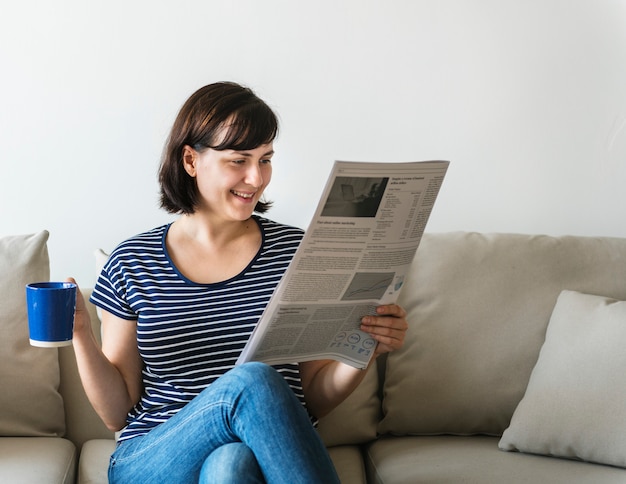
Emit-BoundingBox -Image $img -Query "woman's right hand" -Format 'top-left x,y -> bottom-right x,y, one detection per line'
65,277 -> 92,338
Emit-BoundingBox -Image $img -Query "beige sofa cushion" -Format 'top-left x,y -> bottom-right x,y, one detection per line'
0,437 -> 76,484
365,436 -> 626,483
77,439 -> 115,484
80,439 -> 371,484
380,232 -> 626,436
317,360 -> 380,446
500,290 -> 626,468
0,231 -> 66,436
326,445 -> 368,484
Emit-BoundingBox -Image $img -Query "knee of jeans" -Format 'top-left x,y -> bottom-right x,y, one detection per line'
235,362 -> 281,384
209,442 -> 256,464
200,443 -> 262,484
233,363 -> 289,396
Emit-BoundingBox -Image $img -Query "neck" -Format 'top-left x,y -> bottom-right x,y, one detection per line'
165,213 -> 262,285
175,213 -> 256,248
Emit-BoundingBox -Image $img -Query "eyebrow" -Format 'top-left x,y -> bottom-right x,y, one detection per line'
233,149 -> 275,157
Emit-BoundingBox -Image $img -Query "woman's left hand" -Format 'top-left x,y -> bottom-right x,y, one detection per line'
300,304 -> 408,417
360,304 -> 408,356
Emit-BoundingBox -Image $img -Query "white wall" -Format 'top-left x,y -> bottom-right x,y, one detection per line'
2,0 -> 625,286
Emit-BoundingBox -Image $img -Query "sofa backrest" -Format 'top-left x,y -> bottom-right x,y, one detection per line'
58,233 -> 626,449
380,232 -> 626,437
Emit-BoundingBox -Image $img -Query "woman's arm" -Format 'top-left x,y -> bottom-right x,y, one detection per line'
69,278 -> 143,431
299,304 -> 408,418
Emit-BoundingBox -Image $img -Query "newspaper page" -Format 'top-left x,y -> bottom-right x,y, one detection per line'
237,160 -> 449,369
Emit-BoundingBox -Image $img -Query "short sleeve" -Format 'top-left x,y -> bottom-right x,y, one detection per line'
89,255 -> 137,320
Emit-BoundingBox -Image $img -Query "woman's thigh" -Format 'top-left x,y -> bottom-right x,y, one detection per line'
108,363 -> 339,484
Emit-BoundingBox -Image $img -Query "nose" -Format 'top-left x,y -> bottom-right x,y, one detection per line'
245,162 -> 264,188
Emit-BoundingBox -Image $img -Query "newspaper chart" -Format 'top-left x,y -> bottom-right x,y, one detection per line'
237,160 -> 449,369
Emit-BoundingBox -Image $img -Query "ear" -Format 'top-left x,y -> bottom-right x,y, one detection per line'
182,145 -> 197,177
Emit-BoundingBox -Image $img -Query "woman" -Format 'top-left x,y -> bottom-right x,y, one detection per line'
70,81 -> 408,483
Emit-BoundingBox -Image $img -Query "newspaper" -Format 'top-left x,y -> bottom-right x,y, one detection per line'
237,160 -> 449,369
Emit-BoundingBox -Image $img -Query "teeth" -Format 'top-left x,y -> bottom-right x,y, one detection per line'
232,190 -> 254,199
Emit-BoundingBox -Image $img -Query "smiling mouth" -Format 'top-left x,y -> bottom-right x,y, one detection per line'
231,190 -> 255,199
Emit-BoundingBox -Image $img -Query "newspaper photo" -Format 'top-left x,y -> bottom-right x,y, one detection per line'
237,160 -> 449,369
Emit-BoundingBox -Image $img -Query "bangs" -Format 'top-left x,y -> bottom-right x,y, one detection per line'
211,103 -> 278,151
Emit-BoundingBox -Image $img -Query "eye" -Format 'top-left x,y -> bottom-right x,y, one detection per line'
260,158 -> 272,164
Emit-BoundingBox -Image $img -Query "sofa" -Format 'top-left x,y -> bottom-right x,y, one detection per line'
3,230 -> 626,483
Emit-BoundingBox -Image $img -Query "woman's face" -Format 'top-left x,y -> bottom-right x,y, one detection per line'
183,142 -> 274,223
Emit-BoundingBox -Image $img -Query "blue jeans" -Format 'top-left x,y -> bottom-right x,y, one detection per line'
108,362 -> 340,484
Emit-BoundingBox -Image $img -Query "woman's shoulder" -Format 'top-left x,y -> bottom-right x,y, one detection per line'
255,215 -> 304,238
108,224 -> 171,260
255,216 -> 304,257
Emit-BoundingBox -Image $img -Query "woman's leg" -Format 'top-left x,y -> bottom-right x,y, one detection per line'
108,362 -> 339,484
199,443 -> 264,484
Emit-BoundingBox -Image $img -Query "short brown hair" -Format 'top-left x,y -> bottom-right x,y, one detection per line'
158,82 -> 278,214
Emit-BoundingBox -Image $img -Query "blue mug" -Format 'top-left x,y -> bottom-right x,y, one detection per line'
25,282 -> 77,347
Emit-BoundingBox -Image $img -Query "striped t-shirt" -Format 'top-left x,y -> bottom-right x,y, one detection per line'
90,215 -> 305,442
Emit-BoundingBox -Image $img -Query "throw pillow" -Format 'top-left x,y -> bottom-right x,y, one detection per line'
94,248 -> 109,278
0,231 -> 66,436
499,290 -> 626,468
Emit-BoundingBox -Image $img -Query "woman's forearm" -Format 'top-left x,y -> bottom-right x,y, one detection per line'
72,323 -> 138,431
69,282 -> 141,432
299,359 -> 373,418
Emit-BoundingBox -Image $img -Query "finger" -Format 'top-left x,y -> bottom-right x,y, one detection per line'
375,304 -> 407,318
370,332 -> 404,352
361,318 -> 406,340
361,317 -> 399,332
362,314 -> 408,332
65,277 -> 86,311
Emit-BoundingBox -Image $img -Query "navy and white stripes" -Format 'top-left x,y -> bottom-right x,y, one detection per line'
90,216 -> 305,442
